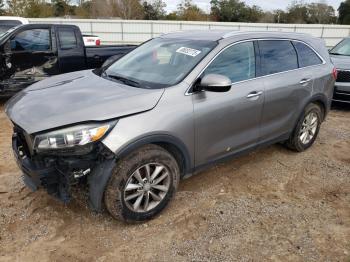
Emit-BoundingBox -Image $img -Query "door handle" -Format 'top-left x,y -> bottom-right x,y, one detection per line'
247,91 -> 263,99
299,78 -> 312,85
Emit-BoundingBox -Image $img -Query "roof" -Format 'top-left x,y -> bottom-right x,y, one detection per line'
0,16 -> 29,24
161,30 -> 312,42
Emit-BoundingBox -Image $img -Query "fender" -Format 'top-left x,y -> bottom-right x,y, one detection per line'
308,93 -> 330,119
290,93 -> 329,136
115,134 -> 193,175
88,134 -> 192,212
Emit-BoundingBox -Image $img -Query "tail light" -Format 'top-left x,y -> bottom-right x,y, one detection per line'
96,39 -> 101,46
332,67 -> 338,80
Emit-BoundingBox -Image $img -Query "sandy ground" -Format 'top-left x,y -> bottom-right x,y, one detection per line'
0,99 -> 349,262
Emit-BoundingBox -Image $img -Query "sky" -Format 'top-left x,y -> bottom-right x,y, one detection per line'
164,0 -> 344,13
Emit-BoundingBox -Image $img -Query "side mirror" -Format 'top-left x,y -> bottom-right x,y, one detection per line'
199,74 -> 231,92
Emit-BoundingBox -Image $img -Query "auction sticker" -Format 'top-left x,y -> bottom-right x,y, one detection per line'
176,47 -> 202,57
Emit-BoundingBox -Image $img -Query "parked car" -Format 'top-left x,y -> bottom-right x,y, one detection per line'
6,30 -> 335,222
0,17 -> 29,37
329,37 -> 350,103
0,23 -> 136,96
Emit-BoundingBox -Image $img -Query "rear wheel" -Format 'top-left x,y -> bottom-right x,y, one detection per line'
104,144 -> 180,222
286,103 -> 322,152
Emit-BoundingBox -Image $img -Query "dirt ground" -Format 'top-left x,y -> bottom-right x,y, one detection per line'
0,99 -> 349,262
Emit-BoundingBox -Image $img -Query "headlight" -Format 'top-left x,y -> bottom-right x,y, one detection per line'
33,123 -> 114,151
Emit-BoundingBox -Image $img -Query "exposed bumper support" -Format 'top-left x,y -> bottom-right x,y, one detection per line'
12,131 -> 116,210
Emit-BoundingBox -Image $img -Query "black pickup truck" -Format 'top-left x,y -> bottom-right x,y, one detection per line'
0,24 -> 136,96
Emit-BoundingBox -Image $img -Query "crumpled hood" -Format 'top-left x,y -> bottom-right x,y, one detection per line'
6,70 -> 164,134
330,55 -> 350,70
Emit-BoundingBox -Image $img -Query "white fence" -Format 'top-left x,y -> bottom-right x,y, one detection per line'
29,18 -> 350,47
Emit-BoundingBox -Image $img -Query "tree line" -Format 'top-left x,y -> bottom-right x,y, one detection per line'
1,0 -> 350,25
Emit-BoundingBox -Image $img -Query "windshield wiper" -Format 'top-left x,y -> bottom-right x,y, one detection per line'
329,52 -> 348,56
103,72 -> 141,88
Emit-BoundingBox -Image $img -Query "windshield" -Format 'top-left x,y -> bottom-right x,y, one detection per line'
105,38 -> 217,89
330,38 -> 350,56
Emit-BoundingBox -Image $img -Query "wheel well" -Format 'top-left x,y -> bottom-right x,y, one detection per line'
311,100 -> 326,121
153,142 -> 186,177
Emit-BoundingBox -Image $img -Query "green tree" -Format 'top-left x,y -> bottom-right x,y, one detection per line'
338,0 -> 350,24
307,3 -> 336,24
165,11 -> 178,20
286,1 -> 308,23
177,0 -> 207,21
52,0 -> 67,17
143,0 -> 166,20
113,0 -> 144,19
7,0 -> 26,16
273,9 -> 288,23
0,0 -> 6,15
210,0 -> 264,22
75,0 -> 92,18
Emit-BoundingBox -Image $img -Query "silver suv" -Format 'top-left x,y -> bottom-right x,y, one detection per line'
6,31 -> 335,222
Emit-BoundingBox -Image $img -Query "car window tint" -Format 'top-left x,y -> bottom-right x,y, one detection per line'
293,41 -> 322,67
259,40 -> 298,75
58,28 -> 77,49
11,29 -> 50,52
204,41 -> 256,83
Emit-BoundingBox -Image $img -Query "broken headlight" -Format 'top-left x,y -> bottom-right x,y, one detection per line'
33,122 -> 115,151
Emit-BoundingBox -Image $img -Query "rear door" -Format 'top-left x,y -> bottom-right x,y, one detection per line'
258,40 -> 314,143
2,26 -> 59,91
193,41 -> 265,166
56,26 -> 86,73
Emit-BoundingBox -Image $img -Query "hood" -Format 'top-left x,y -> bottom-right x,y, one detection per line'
6,70 -> 164,134
330,54 -> 350,70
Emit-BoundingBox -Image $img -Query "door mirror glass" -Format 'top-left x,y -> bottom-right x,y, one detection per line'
199,74 -> 231,92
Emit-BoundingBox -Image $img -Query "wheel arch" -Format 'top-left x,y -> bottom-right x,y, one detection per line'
88,134 -> 192,212
115,134 -> 193,177
307,93 -> 329,121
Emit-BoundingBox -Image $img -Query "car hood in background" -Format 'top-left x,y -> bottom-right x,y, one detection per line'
6,70 -> 164,134
330,54 -> 350,70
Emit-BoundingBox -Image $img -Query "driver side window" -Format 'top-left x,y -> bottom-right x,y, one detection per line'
204,41 -> 256,83
10,29 -> 50,52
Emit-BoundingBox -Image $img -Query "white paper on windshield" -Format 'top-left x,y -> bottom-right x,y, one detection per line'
176,47 -> 202,57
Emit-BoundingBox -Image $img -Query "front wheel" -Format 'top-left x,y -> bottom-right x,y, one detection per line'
104,144 -> 180,222
286,103 -> 322,152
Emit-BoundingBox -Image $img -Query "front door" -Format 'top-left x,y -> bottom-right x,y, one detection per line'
193,41 -> 265,167
1,27 -> 59,93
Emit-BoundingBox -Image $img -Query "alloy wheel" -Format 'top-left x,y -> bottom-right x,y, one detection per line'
299,112 -> 318,145
123,163 -> 171,213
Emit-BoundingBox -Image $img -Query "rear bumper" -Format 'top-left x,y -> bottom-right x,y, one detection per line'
333,82 -> 350,103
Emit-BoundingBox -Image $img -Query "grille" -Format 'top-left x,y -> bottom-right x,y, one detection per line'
337,70 -> 350,83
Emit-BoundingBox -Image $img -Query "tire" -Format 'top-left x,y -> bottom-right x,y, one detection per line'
286,103 -> 322,152
104,144 -> 180,222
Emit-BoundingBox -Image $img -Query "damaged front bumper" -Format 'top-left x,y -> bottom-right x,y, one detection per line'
12,127 -> 116,211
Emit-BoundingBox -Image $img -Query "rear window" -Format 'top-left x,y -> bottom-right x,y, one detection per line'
58,28 -> 77,49
293,41 -> 323,67
259,40 -> 298,75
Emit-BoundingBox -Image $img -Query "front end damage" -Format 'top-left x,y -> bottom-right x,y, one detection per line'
12,125 -> 116,211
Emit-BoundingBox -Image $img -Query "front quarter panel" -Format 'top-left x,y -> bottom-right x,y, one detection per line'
102,82 -> 195,169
